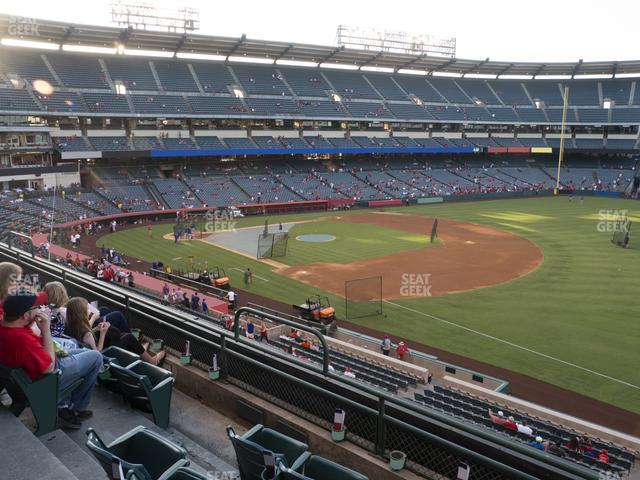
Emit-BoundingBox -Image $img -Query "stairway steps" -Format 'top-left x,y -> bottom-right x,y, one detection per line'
0,406 -> 80,480
40,429 -> 108,479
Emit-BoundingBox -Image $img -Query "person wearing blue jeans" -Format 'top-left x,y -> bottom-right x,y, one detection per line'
0,292 -> 102,429
57,348 -> 103,415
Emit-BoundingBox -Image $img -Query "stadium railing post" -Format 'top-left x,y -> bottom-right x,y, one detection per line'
375,397 -> 386,456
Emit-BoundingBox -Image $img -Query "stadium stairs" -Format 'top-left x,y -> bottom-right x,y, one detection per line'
145,180 -> 169,209
2,384 -> 239,480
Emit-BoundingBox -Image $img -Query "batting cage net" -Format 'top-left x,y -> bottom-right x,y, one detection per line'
611,217 -> 633,248
257,232 -> 289,259
345,276 -> 383,320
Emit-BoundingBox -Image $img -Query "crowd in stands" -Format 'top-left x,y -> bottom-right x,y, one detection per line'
488,408 -> 615,465
0,260 -> 165,430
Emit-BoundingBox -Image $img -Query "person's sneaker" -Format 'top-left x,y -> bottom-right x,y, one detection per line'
74,410 -> 93,420
57,408 -> 81,430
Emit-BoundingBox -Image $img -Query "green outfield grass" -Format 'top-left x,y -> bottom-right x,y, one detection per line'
280,219 -> 433,266
98,197 -> 640,414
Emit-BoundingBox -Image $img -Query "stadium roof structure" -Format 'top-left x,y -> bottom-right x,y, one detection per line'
3,14 -> 640,78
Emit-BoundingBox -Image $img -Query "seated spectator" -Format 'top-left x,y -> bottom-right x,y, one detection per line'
544,441 -> 566,457
43,281 -> 70,337
566,435 -> 580,451
528,436 -> 545,450
66,297 -> 165,365
488,409 -> 517,430
0,292 -> 102,429
516,420 -> 533,436
598,448 -> 609,463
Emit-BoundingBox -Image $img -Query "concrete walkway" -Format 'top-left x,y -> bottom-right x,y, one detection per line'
32,233 -> 228,314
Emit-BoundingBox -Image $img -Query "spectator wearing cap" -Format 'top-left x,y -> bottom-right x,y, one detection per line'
528,436 -> 545,450
0,292 -> 102,429
396,341 -> 409,360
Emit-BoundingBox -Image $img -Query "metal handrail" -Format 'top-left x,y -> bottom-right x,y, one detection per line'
234,306 -> 330,375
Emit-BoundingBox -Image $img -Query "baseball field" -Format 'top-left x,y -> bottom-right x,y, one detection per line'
97,196 -> 640,415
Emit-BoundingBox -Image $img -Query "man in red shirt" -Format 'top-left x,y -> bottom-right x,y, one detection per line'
0,292 -> 102,429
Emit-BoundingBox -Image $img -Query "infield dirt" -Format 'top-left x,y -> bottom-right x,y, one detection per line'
278,211 -> 544,299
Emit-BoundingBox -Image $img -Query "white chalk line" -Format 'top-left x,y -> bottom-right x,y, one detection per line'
382,300 -> 640,391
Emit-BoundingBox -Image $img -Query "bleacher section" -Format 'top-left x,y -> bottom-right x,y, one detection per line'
233,175 -> 301,203
414,385 -> 635,477
0,46 -> 639,136
48,53 -> 109,89
103,56 -> 158,91
186,174 -> 250,206
154,60 -> 199,92
152,178 -> 202,209
275,335 -> 420,393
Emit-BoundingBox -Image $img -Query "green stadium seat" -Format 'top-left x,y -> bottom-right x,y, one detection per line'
0,363 -> 83,436
86,425 -> 189,480
102,345 -> 142,367
108,361 -> 174,429
227,425 -> 308,480
278,454 -> 369,480
157,467 -> 209,479
99,346 -> 142,393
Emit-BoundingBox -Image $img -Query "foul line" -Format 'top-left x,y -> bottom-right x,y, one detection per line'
382,300 -> 640,391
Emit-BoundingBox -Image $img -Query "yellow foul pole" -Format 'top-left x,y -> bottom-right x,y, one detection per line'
555,86 -> 569,195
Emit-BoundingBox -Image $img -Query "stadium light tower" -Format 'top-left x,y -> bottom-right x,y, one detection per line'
336,25 -> 456,58
110,1 -> 200,32
554,86 -> 570,195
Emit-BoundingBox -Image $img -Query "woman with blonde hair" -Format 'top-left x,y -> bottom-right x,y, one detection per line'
65,297 -> 165,365
43,281 -> 71,337
42,281 -> 128,333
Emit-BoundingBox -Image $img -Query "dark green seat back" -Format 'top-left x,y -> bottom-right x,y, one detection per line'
246,428 -> 308,466
87,427 -> 187,480
303,455 -> 368,480
102,345 -> 141,367
129,362 -> 173,387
